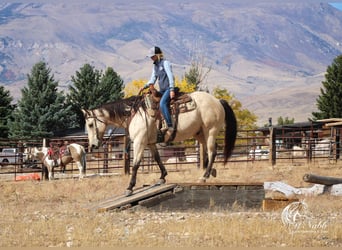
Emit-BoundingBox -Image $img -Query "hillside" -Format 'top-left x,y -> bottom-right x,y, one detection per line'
1,0 -> 342,125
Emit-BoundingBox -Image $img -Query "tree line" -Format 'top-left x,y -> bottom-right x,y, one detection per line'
1,54 -> 342,139
0,62 -> 125,139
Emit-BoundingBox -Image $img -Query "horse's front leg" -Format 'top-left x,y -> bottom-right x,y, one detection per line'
48,165 -> 54,180
125,140 -> 145,196
148,144 -> 167,184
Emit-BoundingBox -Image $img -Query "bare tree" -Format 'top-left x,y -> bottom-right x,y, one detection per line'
185,38 -> 212,91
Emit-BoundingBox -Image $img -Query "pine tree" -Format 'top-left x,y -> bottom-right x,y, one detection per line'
0,85 -> 14,138
67,64 -> 124,127
277,116 -> 295,125
312,55 -> 342,120
8,61 -> 77,139
100,67 -> 124,101
68,64 -> 102,110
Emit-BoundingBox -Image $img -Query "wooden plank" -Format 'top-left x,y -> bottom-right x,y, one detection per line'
317,118 -> 342,123
85,185 -> 150,211
324,121 -> 342,127
97,183 -> 177,212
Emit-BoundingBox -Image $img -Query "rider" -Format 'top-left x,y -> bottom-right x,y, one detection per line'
141,46 -> 175,136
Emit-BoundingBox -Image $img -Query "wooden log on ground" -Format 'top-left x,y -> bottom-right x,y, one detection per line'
303,173 -> 342,185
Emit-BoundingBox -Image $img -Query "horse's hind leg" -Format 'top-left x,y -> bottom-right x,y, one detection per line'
76,161 -> 84,179
148,144 -> 167,185
200,133 -> 218,182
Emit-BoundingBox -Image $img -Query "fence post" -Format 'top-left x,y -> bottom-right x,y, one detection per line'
103,144 -> 108,173
269,127 -> 276,166
332,127 -> 340,161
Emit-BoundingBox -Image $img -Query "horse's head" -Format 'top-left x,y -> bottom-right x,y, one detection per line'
82,109 -> 107,151
25,147 -> 45,160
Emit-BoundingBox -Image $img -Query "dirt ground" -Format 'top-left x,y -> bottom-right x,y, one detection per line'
0,160 -> 341,247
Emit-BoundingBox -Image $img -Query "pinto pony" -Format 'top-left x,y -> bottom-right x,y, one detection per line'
82,91 -> 237,196
28,143 -> 86,180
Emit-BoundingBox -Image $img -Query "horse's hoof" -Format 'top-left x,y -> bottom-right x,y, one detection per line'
198,177 -> 207,183
211,168 -> 217,178
156,179 -> 166,185
125,189 -> 133,197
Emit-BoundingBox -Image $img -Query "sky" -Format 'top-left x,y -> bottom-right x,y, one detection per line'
330,2 -> 342,10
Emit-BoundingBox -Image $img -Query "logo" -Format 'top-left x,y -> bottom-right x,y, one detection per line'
281,201 -> 328,233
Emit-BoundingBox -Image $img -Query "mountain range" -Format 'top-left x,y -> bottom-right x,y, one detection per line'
1,0 -> 342,126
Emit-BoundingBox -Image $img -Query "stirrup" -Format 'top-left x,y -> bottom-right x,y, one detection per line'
160,126 -> 168,132
166,127 -> 174,136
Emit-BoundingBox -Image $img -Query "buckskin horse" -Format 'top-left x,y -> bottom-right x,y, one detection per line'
27,143 -> 87,180
82,91 -> 237,196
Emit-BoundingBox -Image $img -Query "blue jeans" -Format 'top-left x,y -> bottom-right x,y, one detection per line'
160,89 -> 172,127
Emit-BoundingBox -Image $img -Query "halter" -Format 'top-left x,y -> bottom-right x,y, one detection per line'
85,95 -> 145,147
85,110 -> 129,147
85,110 -> 106,145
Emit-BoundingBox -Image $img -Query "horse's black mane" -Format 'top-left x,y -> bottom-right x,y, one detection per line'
95,95 -> 146,120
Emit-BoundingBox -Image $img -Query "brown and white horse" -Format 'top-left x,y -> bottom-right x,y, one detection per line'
82,91 -> 237,196
28,143 -> 86,180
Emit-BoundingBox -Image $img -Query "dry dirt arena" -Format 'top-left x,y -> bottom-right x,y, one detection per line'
0,161 -> 341,247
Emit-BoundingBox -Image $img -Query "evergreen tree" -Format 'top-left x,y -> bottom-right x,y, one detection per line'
100,67 -> 124,101
67,64 -> 124,127
277,116 -> 295,125
0,85 -> 14,138
312,55 -> 342,120
68,64 -> 102,110
8,61 -> 77,139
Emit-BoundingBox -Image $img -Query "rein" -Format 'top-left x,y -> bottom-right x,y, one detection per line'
85,113 -> 105,145
86,96 -> 141,147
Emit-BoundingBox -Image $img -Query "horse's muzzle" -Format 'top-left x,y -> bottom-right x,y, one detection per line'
88,144 -> 99,152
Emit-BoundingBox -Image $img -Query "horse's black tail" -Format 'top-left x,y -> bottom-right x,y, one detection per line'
219,99 -> 237,165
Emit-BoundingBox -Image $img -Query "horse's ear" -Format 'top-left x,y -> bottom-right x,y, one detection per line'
81,109 -> 87,117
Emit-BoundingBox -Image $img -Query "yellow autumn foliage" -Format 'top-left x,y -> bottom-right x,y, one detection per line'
213,87 -> 257,130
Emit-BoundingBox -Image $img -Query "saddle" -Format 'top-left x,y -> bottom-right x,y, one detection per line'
144,89 -> 197,142
48,146 -> 60,161
48,145 -> 70,161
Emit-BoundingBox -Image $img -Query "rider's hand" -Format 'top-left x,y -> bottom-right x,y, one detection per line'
170,90 -> 175,99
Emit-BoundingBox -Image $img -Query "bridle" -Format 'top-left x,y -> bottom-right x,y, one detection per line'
85,95 -> 146,147
85,110 -> 106,145
85,110 -> 127,147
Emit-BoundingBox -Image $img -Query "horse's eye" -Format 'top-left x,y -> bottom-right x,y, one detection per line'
88,123 -> 93,128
